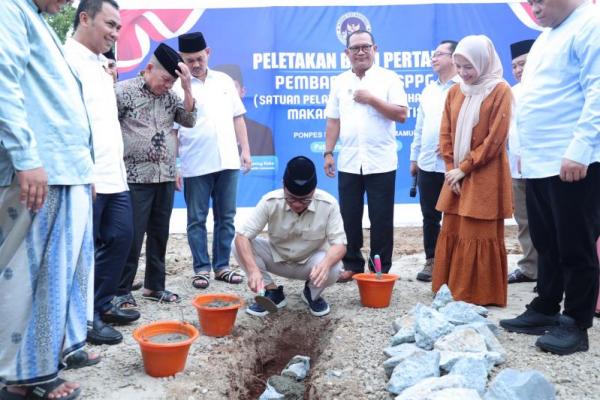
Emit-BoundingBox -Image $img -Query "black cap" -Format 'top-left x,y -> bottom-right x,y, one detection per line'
178,32 -> 207,53
510,39 -> 535,60
212,64 -> 243,86
103,49 -> 115,61
154,43 -> 182,78
283,156 -> 317,196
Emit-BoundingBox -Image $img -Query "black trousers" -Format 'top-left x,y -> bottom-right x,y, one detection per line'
527,162 -> 600,329
338,170 -> 396,273
417,168 -> 445,260
93,191 -> 133,314
118,182 -> 175,294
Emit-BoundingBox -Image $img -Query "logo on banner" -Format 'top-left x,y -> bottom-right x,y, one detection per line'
336,12 -> 371,45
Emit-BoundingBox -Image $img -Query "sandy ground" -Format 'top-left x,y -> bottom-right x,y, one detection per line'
63,226 -> 600,400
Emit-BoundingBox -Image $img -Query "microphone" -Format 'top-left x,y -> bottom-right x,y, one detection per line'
409,175 -> 417,197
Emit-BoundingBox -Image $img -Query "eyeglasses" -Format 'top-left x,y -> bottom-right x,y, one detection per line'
348,44 -> 373,54
432,51 -> 452,58
284,195 -> 313,206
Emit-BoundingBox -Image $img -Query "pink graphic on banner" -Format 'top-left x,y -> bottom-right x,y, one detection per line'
116,9 -> 203,73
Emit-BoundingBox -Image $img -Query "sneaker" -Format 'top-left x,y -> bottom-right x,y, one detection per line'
499,307 -> 559,335
535,315 -> 589,355
301,283 -> 330,317
508,269 -> 536,284
246,286 -> 287,317
416,258 -> 434,282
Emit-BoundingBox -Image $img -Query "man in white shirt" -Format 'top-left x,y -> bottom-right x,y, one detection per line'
65,0 -> 139,346
506,39 -> 538,286
324,30 -> 408,281
175,32 -> 252,290
500,0 -> 600,356
409,40 -> 459,282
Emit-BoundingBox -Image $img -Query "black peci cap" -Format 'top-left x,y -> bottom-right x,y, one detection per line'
510,39 -> 535,60
154,43 -> 182,78
283,156 -> 317,196
178,32 -> 207,53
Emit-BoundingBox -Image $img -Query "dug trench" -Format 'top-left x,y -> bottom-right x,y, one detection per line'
224,312 -> 337,399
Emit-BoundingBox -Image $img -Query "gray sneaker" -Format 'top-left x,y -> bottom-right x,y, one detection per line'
416,258 -> 434,282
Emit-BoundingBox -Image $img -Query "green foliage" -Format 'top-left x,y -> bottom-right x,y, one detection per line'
44,4 -> 76,43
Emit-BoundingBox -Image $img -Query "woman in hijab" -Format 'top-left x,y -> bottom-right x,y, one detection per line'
432,35 -> 513,306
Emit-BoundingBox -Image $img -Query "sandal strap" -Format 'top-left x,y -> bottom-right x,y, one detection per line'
157,290 -> 179,303
114,293 -> 137,309
217,269 -> 243,282
192,273 -> 210,282
30,378 -> 66,399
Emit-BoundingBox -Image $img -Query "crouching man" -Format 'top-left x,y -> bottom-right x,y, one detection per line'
233,156 -> 346,317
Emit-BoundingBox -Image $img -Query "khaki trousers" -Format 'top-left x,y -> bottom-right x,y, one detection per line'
233,237 -> 342,300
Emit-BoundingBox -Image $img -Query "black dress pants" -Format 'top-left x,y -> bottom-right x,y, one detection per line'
93,191 -> 133,313
118,182 -> 175,294
417,168 -> 445,260
338,170 -> 396,273
526,162 -> 600,329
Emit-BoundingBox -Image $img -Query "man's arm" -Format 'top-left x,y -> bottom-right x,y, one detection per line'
234,115 -> 252,173
234,197 -> 270,292
409,101 -> 425,176
354,89 -> 407,122
561,24 -> 600,182
234,234 -> 264,293
309,243 -> 346,287
176,62 -> 195,112
173,63 -> 197,128
0,5 -> 47,211
324,118 -> 340,177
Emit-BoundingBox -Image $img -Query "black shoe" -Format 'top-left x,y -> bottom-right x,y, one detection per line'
87,318 -> 123,345
508,269 -> 537,284
499,307 -> 559,335
535,315 -> 589,355
101,304 -> 141,325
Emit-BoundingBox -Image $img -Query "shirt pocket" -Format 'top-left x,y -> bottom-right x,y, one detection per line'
302,230 -> 325,242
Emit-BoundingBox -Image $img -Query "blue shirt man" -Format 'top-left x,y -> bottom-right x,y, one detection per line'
0,0 -> 94,397
500,0 -> 600,357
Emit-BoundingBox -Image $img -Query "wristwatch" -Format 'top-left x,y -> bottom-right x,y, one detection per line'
323,151 -> 334,158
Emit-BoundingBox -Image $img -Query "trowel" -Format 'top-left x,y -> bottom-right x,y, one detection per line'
254,289 -> 279,314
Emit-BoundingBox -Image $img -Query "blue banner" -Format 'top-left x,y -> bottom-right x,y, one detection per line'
117,3 -> 540,208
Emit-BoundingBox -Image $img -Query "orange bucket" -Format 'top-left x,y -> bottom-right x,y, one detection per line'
132,320 -> 199,377
192,293 -> 243,337
353,273 -> 399,308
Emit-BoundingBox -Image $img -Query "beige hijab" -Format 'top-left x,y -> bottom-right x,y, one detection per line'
453,35 -> 504,168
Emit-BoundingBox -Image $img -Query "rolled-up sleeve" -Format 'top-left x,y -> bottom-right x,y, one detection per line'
0,5 -> 42,176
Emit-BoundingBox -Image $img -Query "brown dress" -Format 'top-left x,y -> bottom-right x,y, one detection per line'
432,82 -> 513,307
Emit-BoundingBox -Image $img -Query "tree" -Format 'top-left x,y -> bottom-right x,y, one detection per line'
45,4 -> 76,43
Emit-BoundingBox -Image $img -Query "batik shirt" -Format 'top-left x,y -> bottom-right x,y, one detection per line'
116,76 -> 196,183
